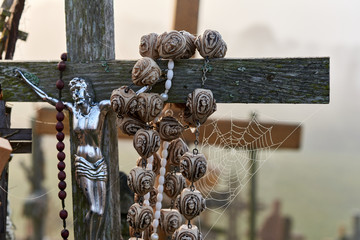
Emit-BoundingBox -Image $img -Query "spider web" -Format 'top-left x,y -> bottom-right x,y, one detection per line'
193,112 -> 294,237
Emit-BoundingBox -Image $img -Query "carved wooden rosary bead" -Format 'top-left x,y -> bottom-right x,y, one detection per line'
133,129 -> 161,159
180,152 -> 207,183
164,173 -> 187,199
176,188 -> 206,221
132,57 -> 161,86
160,209 -> 182,236
139,33 -> 160,60
128,167 -> 156,196
179,30 -> 196,59
110,86 -> 137,117
156,116 -> 185,141
167,138 -> 189,167
195,29 -> 227,58
157,31 -> 187,59
117,115 -> 147,136
183,88 -> 217,127
137,93 -> 164,123
127,203 -> 154,234
172,224 -> 203,240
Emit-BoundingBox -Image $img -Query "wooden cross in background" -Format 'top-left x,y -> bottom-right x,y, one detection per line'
0,0 -> 328,239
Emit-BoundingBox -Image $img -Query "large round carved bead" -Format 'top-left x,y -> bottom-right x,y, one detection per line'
132,57 -> 161,86
179,30 -> 196,59
128,167 -> 156,196
137,93 -> 164,123
139,33 -> 160,59
133,129 -> 161,159
176,188 -> 206,221
183,88 -> 216,127
117,115 -> 147,136
194,29 -> 227,58
127,203 -> 154,234
157,31 -> 187,59
156,116 -> 185,141
180,152 -> 207,183
167,138 -> 189,167
172,224 -> 203,240
164,173 -> 187,199
160,209 -> 182,236
110,86 -> 137,117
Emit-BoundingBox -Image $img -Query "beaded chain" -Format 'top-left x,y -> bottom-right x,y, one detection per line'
56,53 -> 69,240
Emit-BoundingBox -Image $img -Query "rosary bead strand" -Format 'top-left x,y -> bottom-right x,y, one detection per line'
56,53 -> 69,240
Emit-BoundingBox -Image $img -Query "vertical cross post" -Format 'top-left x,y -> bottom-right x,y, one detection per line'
64,0 -> 120,239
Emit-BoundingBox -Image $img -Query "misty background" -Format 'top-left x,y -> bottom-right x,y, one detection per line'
5,0 -> 360,239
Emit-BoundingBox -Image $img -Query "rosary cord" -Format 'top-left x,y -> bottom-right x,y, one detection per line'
143,155 -> 154,206
160,59 -> 174,101
56,53 -> 69,240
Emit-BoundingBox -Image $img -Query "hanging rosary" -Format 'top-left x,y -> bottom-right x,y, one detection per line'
56,53 -> 69,240
111,29 -> 227,240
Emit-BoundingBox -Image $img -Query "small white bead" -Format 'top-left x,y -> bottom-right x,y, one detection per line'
144,192 -> 150,200
168,59 -> 174,70
144,200 -> 150,206
151,233 -> 159,240
161,150 -> 168,159
160,93 -> 168,101
163,141 -> 169,149
157,193 -> 163,202
161,158 -> 167,166
153,219 -> 159,229
156,202 -> 162,210
157,185 -> 164,193
160,167 -> 166,176
158,176 -> 165,185
166,70 -> 174,80
147,163 -> 153,170
147,155 -> 154,162
155,210 -> 161,219
165,79 -> 172,90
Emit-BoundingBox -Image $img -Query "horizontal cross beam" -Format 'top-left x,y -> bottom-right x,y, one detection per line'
0,57 -> 329,104
34,107 -> 301,149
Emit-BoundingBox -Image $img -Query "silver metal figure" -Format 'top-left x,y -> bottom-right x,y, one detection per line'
16,70 -> 110,240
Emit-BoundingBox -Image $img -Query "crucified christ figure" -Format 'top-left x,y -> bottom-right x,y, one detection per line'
17,70 -> 110,240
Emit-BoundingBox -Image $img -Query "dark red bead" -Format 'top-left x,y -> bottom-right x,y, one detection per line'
57,61 -> 66,71
61,229 -> 69,238
57,152 -> 65,161
56,142 -> 65,152
56,122 -> 64,132
56,101 -> 65,111
59,210 -> 68,219
58,161 -> 65,171
60,53 -> 67,61
56,79 -> 64,90
58,181 -> 67,190
56,132 -> 65,142
58,190 -> 67,200
56,112 -> 65,121
58,171 -> 66,181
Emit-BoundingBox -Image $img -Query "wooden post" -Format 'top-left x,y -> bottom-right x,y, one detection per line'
173,0 -> 200,35
353,214 -> 360,240
63,1 -> 121,239
248,149 -> 258,240
64,0 -> 115,62
0,93 -> 10,240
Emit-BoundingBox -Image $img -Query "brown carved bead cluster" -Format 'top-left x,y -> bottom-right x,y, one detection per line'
56,53 -> 69,240
139,29 -> 227,60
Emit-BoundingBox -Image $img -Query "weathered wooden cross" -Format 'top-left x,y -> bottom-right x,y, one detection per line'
0,0 -> 328,239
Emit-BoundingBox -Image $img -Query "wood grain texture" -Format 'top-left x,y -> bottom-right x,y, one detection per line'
65,0 -> 115,62
0,57 -> 329,103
